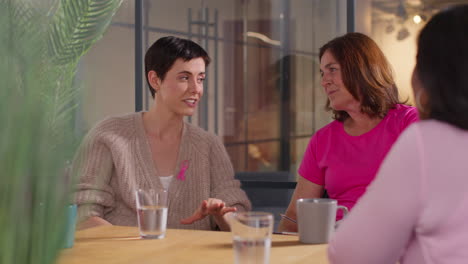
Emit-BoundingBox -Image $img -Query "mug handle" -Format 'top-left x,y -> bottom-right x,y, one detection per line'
334,206 -> 349,229
337,205 -> 349,218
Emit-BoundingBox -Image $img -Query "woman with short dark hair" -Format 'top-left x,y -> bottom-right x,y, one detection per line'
328,5 -> 468,263
279,33 -> 418,232
73,36 -> 251,231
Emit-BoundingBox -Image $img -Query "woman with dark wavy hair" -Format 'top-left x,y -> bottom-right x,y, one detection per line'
279,33 -> 418,232
328,5 -> 468,263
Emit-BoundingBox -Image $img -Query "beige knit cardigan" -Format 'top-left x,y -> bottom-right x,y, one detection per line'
72,112 -> 251,230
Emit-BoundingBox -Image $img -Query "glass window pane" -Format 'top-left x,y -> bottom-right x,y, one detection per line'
77,0 -> 350,178
225,144 -> 247,172
290,137 -> 312,179
139,0 -> 348,174
246,142 -> 280,172
78,2 -> 135,131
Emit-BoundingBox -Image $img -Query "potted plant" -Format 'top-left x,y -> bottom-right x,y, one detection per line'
0,0 -> 122,263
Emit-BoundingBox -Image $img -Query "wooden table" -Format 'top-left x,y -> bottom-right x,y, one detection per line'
57,226 -> 329,264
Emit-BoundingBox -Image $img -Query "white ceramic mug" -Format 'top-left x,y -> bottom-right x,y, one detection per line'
296,198 -> 348,244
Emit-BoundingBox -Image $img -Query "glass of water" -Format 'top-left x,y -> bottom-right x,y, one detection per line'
230,212 -> 274,264
135,188 -> 168,239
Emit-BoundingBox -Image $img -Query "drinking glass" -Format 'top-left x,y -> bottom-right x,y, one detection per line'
63,204 -> 77,248
230,212 -> 274,264
135,188 -> 168,239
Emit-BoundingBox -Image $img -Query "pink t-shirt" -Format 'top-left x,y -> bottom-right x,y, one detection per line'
298,104 -> 418,219
328,120 -> 468,264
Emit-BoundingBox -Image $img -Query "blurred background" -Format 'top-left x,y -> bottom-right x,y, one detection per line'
77,0 -> 467,177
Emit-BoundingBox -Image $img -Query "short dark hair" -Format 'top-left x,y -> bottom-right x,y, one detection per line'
319,32 -> 401,122
144,36 -> 211,98
415,5 -> 468,130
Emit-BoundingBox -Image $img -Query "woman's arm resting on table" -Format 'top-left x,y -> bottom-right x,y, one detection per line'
72,124 -> 116,230
278,176 -> 324,232
77,216 -> 112,230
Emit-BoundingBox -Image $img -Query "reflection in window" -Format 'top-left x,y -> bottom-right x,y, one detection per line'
79,0 -> 348,177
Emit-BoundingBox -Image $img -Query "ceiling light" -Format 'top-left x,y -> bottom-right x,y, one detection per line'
413,15 -> 422,24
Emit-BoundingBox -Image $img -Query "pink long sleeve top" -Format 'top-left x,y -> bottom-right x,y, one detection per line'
328,120 -> 468,264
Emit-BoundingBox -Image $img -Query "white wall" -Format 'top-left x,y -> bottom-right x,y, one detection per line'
372,20 -> 423,104
355,0 -> 422,104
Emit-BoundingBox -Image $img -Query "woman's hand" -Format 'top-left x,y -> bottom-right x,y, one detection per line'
278,176 -> 324,232
180,198 -> 237,230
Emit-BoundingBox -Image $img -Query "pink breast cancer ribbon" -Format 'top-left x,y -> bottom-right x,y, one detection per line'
177,160 -> 189,181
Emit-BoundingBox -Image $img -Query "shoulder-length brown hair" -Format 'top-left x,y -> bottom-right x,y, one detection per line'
319,32 -> 402,122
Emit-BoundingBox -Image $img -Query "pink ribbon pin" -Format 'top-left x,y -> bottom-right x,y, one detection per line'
177,160 -> 189,181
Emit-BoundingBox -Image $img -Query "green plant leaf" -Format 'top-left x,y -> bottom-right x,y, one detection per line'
0,0 -> 122,263
48,0 -> 123,65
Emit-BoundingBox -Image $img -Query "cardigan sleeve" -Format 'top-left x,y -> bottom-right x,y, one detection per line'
71,126 -> 116,222
209,135 -> 251,212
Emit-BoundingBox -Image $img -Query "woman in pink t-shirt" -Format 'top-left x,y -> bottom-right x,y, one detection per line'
278,33 -> 418,232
